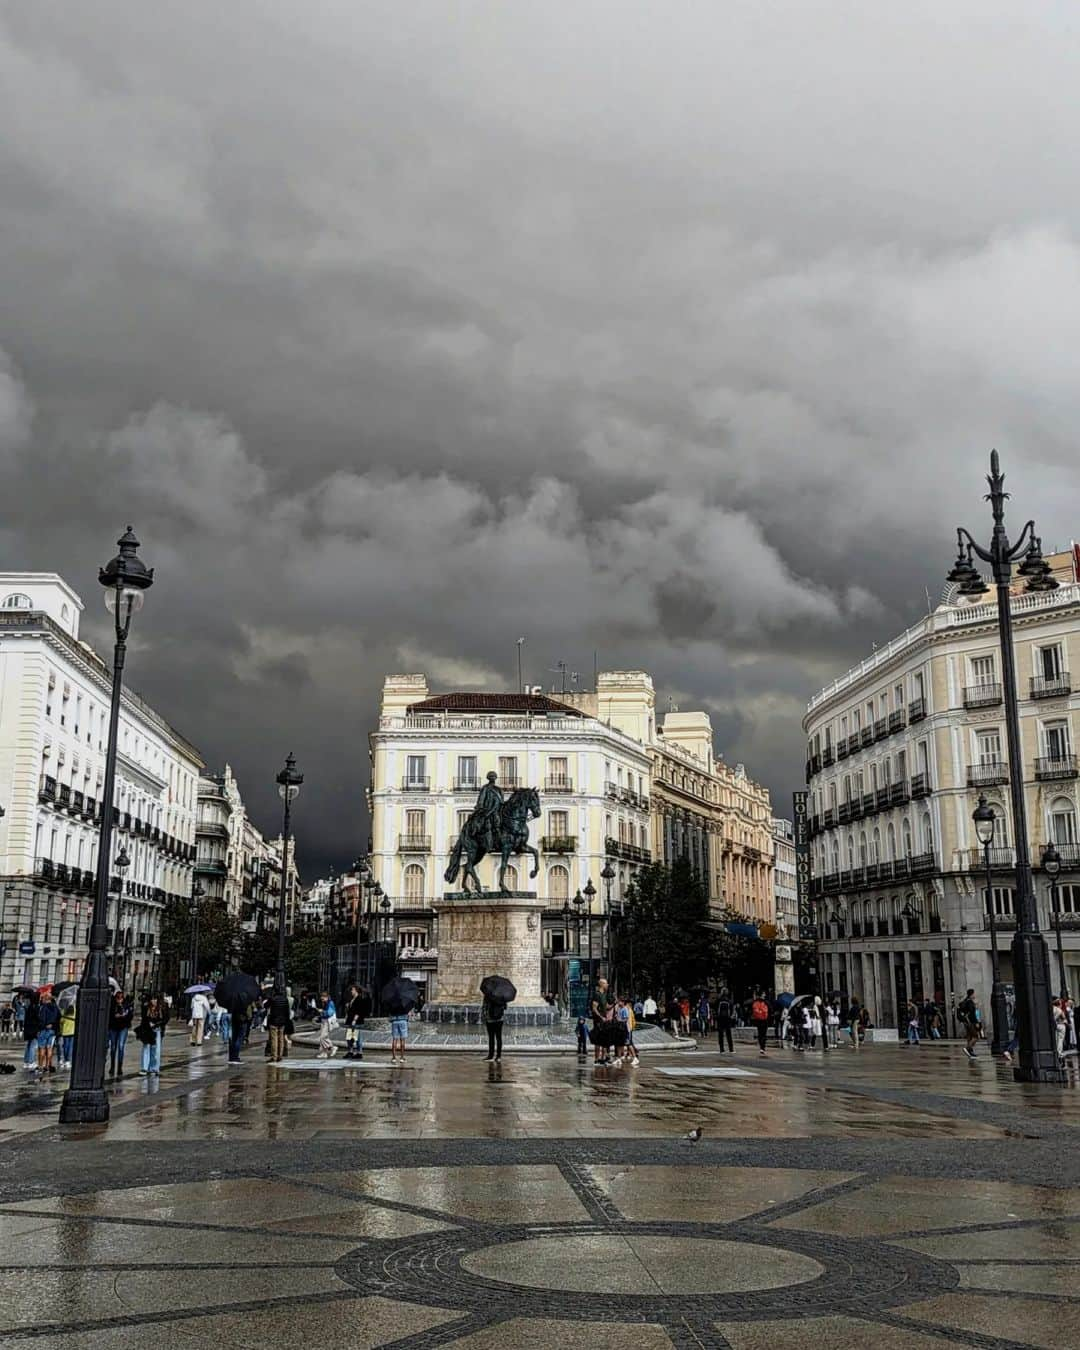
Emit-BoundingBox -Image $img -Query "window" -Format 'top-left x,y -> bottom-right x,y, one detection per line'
970,654 -> 995,686
1038,644 -> 1064,680
404,809 -> 426,839
902,819 -> 913,855
886,823 -> 896,859
457,810 -> 471,833
457,756 -> 477,787
1043,720 -> 1071,761
405,755 -> 427,787
1057,885 -> 1080,915
399,928 -> 428,948
548,756 -> 569,787
498,756 -> 518,787
912,671 -> 925,701
548,810 -> 569,838
1,593 -> 32,609
403,864 -> 424,902
991,886 -> 1015,917
502,863 -> 519,890
975,728 -> 1002,765
548,865 -> 569,902
1049,799 -> 1077,845
894,684 -> 904,710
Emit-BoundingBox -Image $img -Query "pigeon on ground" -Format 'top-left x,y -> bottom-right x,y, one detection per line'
685,1127 -> 702,1142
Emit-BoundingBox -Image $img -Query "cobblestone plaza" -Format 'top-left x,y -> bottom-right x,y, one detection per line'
3,1032 -> 1080,1347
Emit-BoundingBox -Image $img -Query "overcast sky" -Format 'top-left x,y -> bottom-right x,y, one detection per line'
3,3 -> 1079,879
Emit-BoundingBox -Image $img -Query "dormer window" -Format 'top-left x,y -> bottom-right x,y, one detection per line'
1,593 -> 32,609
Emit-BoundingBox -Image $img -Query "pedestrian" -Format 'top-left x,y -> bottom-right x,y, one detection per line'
678,995 -> 691,1037
847,998 -> 862,1050
624,998 -> 641,1066
642,993 -> 658,1024
591,977 -> 615,1066
809,1001 -> 822,1050
697,992 -> 711,1033
58,999 -> 76,1070
265,987 -> 292,1062
13,993 -> 26,1041
36,991 -> 60,1074
137,996 -> 167,1075
227,1003 -> 248,1064
316,991 -> 338,1059
343,984 -> 372,1060
957,989 -> 980,1059
0,1002 -> 13,1038
714,990 -> 735,1054
22,994 -> 40,1072
108,992 -> 133,1077
205,997 -> 220,1040
928,1006 -> 943,1040
575,1015 -> 589,1055
905,1000 -> 921,1047
483,993 -> 505,1062
218,1004 -> 232,1052
750,991 -> 770,1056
389,1009 -> 410,1065
189,989 -> 210,1045
826,1000 -> 840,1049
1054,998 -> 1068,1063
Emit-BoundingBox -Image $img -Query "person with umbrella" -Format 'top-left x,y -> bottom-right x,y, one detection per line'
214,973 -> 261,1065
381,976 -> 420,1065
109,990 -> 134,1078
479,976 -> 516,1063
35,988 -> 60,1075
58,995 -> 76,1072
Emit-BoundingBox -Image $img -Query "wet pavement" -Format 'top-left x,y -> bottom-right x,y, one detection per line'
2,1030 -> 1080,1346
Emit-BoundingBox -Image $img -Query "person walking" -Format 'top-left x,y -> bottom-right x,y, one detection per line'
482,993 -> 505,1062
343,984 -> 371,1060
22,995 -> 40,1073
591,978 -> 614,1066
108,992 -> 133,1077
825,1000 -> 840,1049
576,1015 -> 589,1056
58,999 -> 76,1071
846,998 -> 862,1051
315,991 -> 338,1060
36,991 -> 60,1074
189,990 -> 210,1045
905,1000 -> 921,1047
750,992 -> 770,1056
227,1003 -> 248,1064
137,996 -> 167,1075
265,987 -> 292,1062
957,989 -> 980,1059
642,993 -> 658,1024
715,991 -> 735,1054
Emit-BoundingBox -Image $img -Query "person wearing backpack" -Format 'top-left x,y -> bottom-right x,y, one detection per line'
750,992 -> 770,1056
957,989 -> 980,1059
715,991 -> 735,1054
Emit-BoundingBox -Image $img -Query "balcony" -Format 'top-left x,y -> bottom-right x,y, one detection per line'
836,740 -> 849,760
401,777 -> 431,791
860,727 -> 874,748
889,780 -> 910,806
908,697 -> 927,723
39,776 -> 57,803
823,872 -> 841,894
72,789 -> 84,814
605,836 -> 652,864
840,869 -> 854,889
983,913 -> 1018,931
875,787 -> 890,810
861,793 -> 875,815
874,718 -> 888,741
909,852 -> 937,876
604,781 -> 619,798
84,795 -> 97,820
892,857 -> 911,880
198,821 -> 229,840
847,733 -> 860,755
822,746 -> 835,767
849,797 -> 863,820
1043,843 -> 1080,869
195,858 -> 228,876
837,802 -> 851,825
1035,754 -> 1078,781
55,862 -> 70,886
888,710 -> 906,733
35,856 -> 56,883
453,776 -> 479,792
58,783 -> 72,808
82,869 -> 95,892
1031,673 -> 1071,700
963,683 -> 1002,709
967,761 -> 1009,788
822,807 -> 836,829
910,772 -> 931,798
398,834 -> 432,852
964,845 -> 1016,871
541,834 -> 577,853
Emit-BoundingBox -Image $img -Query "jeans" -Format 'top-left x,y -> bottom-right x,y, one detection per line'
754,1021 -> 768,1051
717,1024 -> 733,1052
140,1030 -> 161,1073
218,1012 -> 231,1045
109,1028 -> 128,1074
23,1037 -> 38,1065
486,1022 -> 503,1059
907,1024 -> 920,1044
345,1028 -> 364,1055
61,1034 -> 74,1063
228,1018 -> 247,1062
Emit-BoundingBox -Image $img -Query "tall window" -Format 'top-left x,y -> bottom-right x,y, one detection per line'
1,593 -> 31,609
912,671 -> 925,701
457,810 -> 471,833
502,864 -> 519,891
405,809 -> 426,840
548,810 -> 569,839
976,728 -> 1002,765
970,654 -> 995,687
1038,644 -> 1064,680
457,756 -> 477,787
403,864 -> 424,902
1043,720 -> 1071,761
548,865 -> 569,901
405,755 -> 427,787
548,756 -> 569,787
498,756 -> 518,787
1050,799 -> 1077,845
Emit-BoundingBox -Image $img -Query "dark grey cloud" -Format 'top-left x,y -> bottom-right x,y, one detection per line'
2,2 -> 1080,871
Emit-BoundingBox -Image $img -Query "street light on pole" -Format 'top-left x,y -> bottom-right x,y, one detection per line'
111,846 -> 131,987
973,794 -> 1008,1054
948,451 -> 1064,1082
274,754 -> 303,995
572,888 -> 586,986
61,527 -> 154,1125
600,860 -> 616,985
584,878 -> 598,984
188,880 -> 206,987
1044,843 -> 1066,999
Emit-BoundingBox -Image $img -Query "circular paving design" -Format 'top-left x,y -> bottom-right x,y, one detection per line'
336,1217 -> 959,1323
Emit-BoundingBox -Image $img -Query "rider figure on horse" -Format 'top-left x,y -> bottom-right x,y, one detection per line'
472,771 -> 504,852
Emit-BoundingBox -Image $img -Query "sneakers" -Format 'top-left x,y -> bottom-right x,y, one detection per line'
1002,1051 -> 1013,1063
964,1046 -> 976,1059
631,1057 -> 641,1067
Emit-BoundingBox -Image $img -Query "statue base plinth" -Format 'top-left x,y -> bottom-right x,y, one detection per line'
423,890 -> 555,1026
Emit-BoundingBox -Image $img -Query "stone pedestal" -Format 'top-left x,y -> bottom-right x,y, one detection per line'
422,891 -> 557,1027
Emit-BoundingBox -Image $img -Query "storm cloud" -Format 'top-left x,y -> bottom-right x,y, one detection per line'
2,2 -> 1079,872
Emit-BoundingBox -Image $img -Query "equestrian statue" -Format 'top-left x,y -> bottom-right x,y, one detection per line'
444,771 -> 541,896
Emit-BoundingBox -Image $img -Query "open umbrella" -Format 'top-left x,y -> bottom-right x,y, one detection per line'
775,992 -> 796,1008
380,976 -> 420,1016
479,975 -> 517,1004
214,972 -> 262,1016
184,983 -> 214,995
57,986 -> 79,1011
36,983 -> 54,995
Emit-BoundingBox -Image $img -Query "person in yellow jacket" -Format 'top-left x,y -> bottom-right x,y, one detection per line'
58,1001 -> 76,1072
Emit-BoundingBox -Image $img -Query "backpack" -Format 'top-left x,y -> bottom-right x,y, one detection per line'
751,999 -> 769,1022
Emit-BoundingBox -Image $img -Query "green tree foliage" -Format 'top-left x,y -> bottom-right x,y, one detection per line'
160,896 -> 243,984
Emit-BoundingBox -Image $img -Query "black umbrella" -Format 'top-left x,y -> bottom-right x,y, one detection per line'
214,973 -> 262,1016
480,975 -> 517,1004
14,985 -> 38,999
380,976 -> 420,1016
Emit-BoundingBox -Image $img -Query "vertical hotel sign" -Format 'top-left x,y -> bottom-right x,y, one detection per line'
793,790 -> 814,940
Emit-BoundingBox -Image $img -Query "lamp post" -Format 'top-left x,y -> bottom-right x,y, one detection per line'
61,528 -> 154,1126
973,795 -> 1008,1054
828,903 -> 853,1006
584,878 -> 598,983
273,754 -> 303,995
600,860 -> 616,984
380,895 -> 393,947
110,846 -> 131,987
572,888 -> 587,986
369,881 -> 383,992
188,880 -> 206,987
353,859 -> 370,987
948,451 -> 1063,1081
1044,843 -> 1066,999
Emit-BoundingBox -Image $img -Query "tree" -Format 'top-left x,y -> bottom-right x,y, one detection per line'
159,897 -> 243,985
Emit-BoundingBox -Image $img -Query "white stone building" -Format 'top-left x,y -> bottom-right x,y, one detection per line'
771,817 -> 798,936
0,575 -> 201,992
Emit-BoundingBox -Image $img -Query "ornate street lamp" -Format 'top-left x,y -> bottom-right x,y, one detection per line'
380,894 -> 393,946
1044,844 -> 1066,999
188,880 -> 206,986
111,846 -> 131,986
274,754 -> 303,994
352,858 -> 370,987
973,795 -> 1008,1053
61,527 -> 154,1125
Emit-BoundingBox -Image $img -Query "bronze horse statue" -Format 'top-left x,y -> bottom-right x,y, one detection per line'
444,786 -> 541,896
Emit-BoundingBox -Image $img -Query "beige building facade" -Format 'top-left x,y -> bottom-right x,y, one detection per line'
804,558 -> 1080,1027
